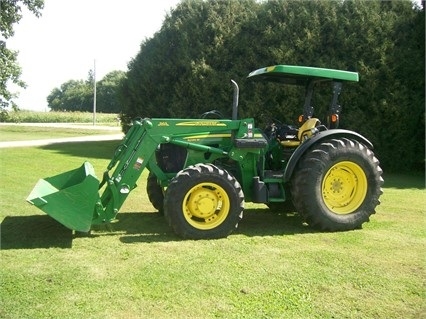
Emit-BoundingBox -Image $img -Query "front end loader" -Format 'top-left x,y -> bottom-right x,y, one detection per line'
27,65 -> 384,239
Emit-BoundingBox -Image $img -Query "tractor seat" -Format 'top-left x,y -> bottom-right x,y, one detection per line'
280,118 -> 321,147
298,118 -> 321,140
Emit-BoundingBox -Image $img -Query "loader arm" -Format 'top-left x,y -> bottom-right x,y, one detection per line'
26,115 -> 263,232
92,117 -> 251,226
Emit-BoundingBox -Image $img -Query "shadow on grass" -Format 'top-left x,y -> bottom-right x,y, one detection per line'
235,208 -> 312,236
99,211 -> 179,243
116,208 -> 313,244
382,173 -> 425,189
38,140 -> 120,160
1,208 -> 313,249
1,215 -> 73,249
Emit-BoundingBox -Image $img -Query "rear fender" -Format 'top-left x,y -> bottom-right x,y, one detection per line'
283,129 -> 373,183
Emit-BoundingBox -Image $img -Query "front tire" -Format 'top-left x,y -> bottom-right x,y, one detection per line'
291,138 -> 383,231
164,164 -> 244,239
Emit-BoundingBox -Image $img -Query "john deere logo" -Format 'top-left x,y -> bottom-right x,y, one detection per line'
158,122 -> 169,127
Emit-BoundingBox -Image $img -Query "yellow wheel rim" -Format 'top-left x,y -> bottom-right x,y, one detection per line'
182,182 -> 230,230
322,161 -> 367,215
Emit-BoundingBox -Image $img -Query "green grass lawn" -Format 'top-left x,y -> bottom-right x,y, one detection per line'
0,124 -> 120,142
0,140 -> 424,319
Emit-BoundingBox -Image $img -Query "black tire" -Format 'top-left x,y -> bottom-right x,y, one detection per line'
164,163 -> 244,239
146,173 -> 164,214
291,138 -> 383,231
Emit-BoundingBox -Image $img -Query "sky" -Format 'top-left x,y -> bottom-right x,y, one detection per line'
7,0 -> 182,111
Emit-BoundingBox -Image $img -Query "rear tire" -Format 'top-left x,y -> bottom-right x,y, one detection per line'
164,164 -> 244,239
147,173 -> 164,214
291,138 -> 383,231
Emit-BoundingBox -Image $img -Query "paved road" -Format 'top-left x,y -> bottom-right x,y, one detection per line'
0,123 -> 124,148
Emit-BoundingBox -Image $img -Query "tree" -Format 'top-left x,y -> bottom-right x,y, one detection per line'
96,70 -> 126,113
120,0 -> 424,173
0,0 -> 44,115
47,70 -> 125,113
47,79 -> 92,111
47,70 -> 94,112
334,0 -> 425,171
120,0 -> 259,124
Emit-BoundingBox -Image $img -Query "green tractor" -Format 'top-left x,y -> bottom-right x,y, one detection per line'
27,65 -> 384,239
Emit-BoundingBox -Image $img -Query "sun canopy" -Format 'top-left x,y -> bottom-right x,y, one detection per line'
248,65 -> 359,85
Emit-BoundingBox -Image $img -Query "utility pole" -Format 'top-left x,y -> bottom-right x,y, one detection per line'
93,59 -> 97,126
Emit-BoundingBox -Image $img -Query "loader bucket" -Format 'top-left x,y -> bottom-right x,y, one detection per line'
26,162 -> 100,232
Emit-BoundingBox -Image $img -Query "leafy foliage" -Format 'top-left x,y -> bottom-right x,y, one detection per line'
120,0 -> 260,122
0,0 -> 44,114
47,79 -> 93,112
96,70 -> 126,113
47,70 -> 126,113
120,0 -> 424,173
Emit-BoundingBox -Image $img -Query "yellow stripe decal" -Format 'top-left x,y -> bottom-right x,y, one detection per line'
183,133 -> 264,140
184,134 -> 231,140
176,121 -> 227,127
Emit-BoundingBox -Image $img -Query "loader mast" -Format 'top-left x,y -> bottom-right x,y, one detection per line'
91,117 -> 265,226
92,80 -> 248,225
93,120 -> 158,225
